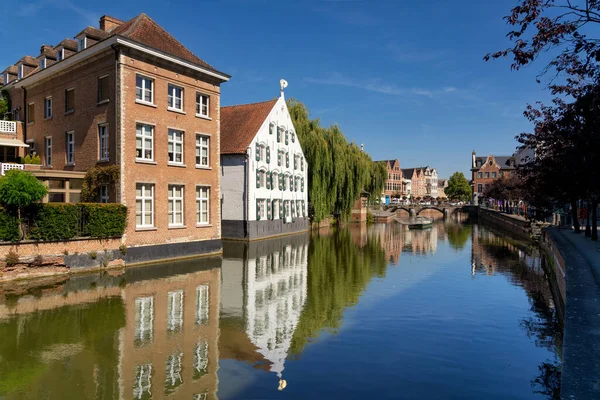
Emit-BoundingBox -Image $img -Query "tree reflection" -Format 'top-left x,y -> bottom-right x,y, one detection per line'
446,223 -> 472,250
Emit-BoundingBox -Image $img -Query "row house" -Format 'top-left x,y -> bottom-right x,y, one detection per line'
379,159 -> 403,204
438,178 -> 448,199
0,13 -> 230,260
471,151 -> 516,198
220,91 -> 308,240
401,166 -> 438,199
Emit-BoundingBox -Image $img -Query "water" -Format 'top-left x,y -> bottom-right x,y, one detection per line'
0,221 -> 562,400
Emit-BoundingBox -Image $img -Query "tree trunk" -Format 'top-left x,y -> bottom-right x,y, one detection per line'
571,200 -> 580,232
592,199 -> 598,241
586,200 -> 592,237
18,207 -> 24,240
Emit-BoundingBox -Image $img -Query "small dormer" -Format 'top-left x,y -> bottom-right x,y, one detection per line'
55,47 -> 64,61
17,64 -> 24,79
74,27 -> 109,52
76,35 -> 87,51
37,45 -> 56,70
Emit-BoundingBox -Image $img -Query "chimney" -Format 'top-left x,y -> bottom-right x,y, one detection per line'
99,15 -> 124,32
472,150 -> 476,168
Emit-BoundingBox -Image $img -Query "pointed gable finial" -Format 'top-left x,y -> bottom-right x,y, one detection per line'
280,79 -> 288,98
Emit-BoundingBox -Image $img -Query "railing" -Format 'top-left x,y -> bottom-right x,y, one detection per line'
0,121 -> 16,134
1,163 -> 24,176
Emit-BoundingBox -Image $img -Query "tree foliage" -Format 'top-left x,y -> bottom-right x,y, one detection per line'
0,170 -> 47,209
445,172 -> 472,201
287,99 -> 387,222
483,174 -> 524,201
0,89 -> 10,120
81,165 -> 120,202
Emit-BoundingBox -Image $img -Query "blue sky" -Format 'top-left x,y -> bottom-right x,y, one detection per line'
1,0 -> 554,178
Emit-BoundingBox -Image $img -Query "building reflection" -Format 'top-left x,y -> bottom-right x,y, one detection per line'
221,234 -> 308,387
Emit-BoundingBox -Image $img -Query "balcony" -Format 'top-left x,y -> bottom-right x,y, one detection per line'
0,121 -> 17,134
1,162 -> 24,176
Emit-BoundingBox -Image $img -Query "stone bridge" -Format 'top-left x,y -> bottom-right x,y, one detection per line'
383,205 -> 475,219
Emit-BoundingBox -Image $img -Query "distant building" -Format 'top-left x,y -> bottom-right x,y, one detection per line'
402,166 -> 438,199
438,178 -> 448,199
220,91 -> 308,240
471,151 -> 516,198
379,159 -> 402,204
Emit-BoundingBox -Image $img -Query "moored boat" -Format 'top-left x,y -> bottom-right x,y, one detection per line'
408,216 -> 433,229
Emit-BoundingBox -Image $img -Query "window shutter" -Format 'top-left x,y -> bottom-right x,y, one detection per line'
301,177 -> 304,192
282,175 -> 286,191
278,173 -> 283,190
256,199 -> 261,220
256,170 -> 260,188
277,151 -> 281,166
255,143 -> 260,161
291,201 -> 295,222
279,200 -> 283,219
277,127 -> 281,142
285,130 -> 289,145
286,153 -> 289,168
266,146 -> 270,163
294,156 -> 297,170
266,172 -> 271,190
301,158 -> 304,171
272,200 -> 277,220
267,200 -> 272,220
270,123 -> 275,135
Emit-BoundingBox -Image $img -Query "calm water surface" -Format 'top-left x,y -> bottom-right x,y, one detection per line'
0,221 -> 562,399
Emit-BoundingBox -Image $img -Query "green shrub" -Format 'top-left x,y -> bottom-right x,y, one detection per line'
23,154 -> 41,165
366,212 -> 374,225
29,204 -> 78,241
4,250 -> 19,267
80,203 -> 127,238
0,207 -> 20,242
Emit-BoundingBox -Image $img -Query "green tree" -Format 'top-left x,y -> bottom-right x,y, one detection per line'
0,89 -> 10,120
0,170 -> 48,238
445,172 -> 472,202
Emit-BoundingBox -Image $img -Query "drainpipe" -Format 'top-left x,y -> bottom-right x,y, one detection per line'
22,87 -> 27,147
245,148 -> 251,239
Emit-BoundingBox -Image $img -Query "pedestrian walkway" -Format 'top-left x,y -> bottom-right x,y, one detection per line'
546,228 -> 600,400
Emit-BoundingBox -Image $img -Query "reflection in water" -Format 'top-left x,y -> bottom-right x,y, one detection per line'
0,221 -> 562,400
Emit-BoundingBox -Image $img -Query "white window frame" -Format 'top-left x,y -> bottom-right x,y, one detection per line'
44,136 -> 52,167
134,296 -> 154,343
18,64 -> 23,79
196,185 -> 210,225
65,131 -> 75,165
168,84 -> 184,111
135,74 -> 154,105
195,92 -> 209,118
56,48 -> 64,61
4,73 -> 8,85
136,183 -> 155,228
195,134 -> 209,168
136,123 -> 154,161
99,184 -> 109,203
40,58 -> 46,70
168,129 -> 184,165
78,36 -> 87,51
168,184 -> 185,227
98,123 -> 109,161
195,285 -> 209,325
44,96 -> 52,118
167,290 -> 184,332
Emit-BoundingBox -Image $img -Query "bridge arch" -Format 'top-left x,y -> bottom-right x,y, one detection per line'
416,206 -> 446,216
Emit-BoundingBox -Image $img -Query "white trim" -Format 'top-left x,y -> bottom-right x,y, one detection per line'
195,134 -> 210,168
136,123 -> 154,162
168,184 -> 185,227
167,83 -> 184,111
98,123 -> 109,161
168,128 -> 184,165
135,74 -> 154,104
44,96 -> 52,118
196,185 -> 210,225
135,183 -> 155,228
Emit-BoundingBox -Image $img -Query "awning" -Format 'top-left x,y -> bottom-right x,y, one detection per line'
0,138 -> 29,148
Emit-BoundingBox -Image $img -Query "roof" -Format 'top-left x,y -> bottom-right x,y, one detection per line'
113,13 -> 215,70
55,39 -> 78,51
379,159 -> 400,169
17,56 -> 38,67
3,65 -> 17,75
402,168 -> 416,179
75,26 -> 110,40
220,99 -> 278,154
475,155 -> 516,169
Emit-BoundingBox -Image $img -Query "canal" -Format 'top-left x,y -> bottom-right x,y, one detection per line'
0,220 -> 562,399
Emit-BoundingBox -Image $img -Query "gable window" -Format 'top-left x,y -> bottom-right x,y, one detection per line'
196,93 -> 209,117
65,131 -> 75,165
98,75 -> 109,103
484,172 -> 490,178
44,136 -> 52,167
196,135 -> 209,167
99,184 -> 109,203
78,36 -> 87,51
477,184 -> 483,193
44,97 -> 52,118
492,172 -> 497,178
196,186 -> 210,225
27,102 -> 35,124
136,75 -> 154,104
477,172 -> 482,178
136,124 -> 154,161
65,88 -> 75,113
168,84 -> 183,111
168,185 -> 184,226
98,124 -> 109,161
135,183 -> 154,228
168,129 -> 184,164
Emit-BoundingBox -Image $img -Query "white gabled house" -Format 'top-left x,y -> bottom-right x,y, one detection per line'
220,91 -> 308,240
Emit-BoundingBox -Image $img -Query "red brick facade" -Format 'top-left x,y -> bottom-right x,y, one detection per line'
471,151 -> 516,198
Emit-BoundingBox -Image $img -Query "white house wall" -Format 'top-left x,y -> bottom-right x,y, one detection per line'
221,154 -> 247,221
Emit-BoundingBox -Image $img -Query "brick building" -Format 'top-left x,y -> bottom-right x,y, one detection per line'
471,151 -> 516,199
0,13 -> 230,260
380,159 -> 403,205
402,166 -> 438,199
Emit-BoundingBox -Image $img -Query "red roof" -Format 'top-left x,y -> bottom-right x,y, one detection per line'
220,99 -> 278,154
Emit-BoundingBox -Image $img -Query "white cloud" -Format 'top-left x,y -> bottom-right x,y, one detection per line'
18,0 -> 99,27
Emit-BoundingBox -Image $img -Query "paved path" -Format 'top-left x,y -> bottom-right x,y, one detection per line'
547,228 -> 600,399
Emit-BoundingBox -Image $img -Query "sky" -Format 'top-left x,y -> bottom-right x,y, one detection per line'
0,0 -> 556,178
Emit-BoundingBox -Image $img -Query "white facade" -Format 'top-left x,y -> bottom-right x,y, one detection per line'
247,96 -> 308,222
424,167 -> 438,198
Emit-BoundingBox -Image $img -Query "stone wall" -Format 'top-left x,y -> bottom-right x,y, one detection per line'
222,218 -> 308,240
478,207 -> 530,240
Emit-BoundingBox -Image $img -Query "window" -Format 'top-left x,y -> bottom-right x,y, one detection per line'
196,135 -> 209,167
196,186 -> 209,225
168,185 -> 184,226
194,341 -> 209,379
40,58 -> 46,70
65,88 -> 74,112
44,97 -> 52,118
56,48 -> 64,61
78,36 -> 86,51
134,296 -> 154,344
65,131 -> 74,165
195,285 -> 209,325
18,65 -> 23,79
168,129 -> 184,164
167,290 -> 184,332
477,184 -> 483,193
98,75 -> 109,103
477,172 -> 482,178
44,136 -> 52,166
4,73 -> 8,85
136,183 -> 154,228
133,364 -> 152,399
27,103 -> 35,123
136,124 -> 154,161
135,75 -> 153,104
98,124 -> 109,161
168,84 -> 183,111
196,93 -> 209,117
492,172 -> 497,178
484,172 -> 490,178
99,184 -> 109,203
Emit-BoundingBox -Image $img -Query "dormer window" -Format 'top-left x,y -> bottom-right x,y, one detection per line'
4,73 -> 8,84
17,65 -> 23,79
56,48 -> 64,61
78,36 -> 87,51
40,58 -> 46,70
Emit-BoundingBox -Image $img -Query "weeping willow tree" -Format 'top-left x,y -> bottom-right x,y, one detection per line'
288,99 -> 387,222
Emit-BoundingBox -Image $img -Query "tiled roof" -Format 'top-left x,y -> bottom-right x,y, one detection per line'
475,155 -> 516,169
220,99 -> 278,154
17,56 -> 38,67
0,75 -> 4,85
379,159 -> 399,169
76,26 -> 110,40
402,168 -> 416,179
56,39 -> 78,51
113,13 -> 216,70
3,65 -> 17,74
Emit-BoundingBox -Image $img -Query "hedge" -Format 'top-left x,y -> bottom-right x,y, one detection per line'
0,207 -> 20,242
29,204 -> 79,241
80,203 -> 127,238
